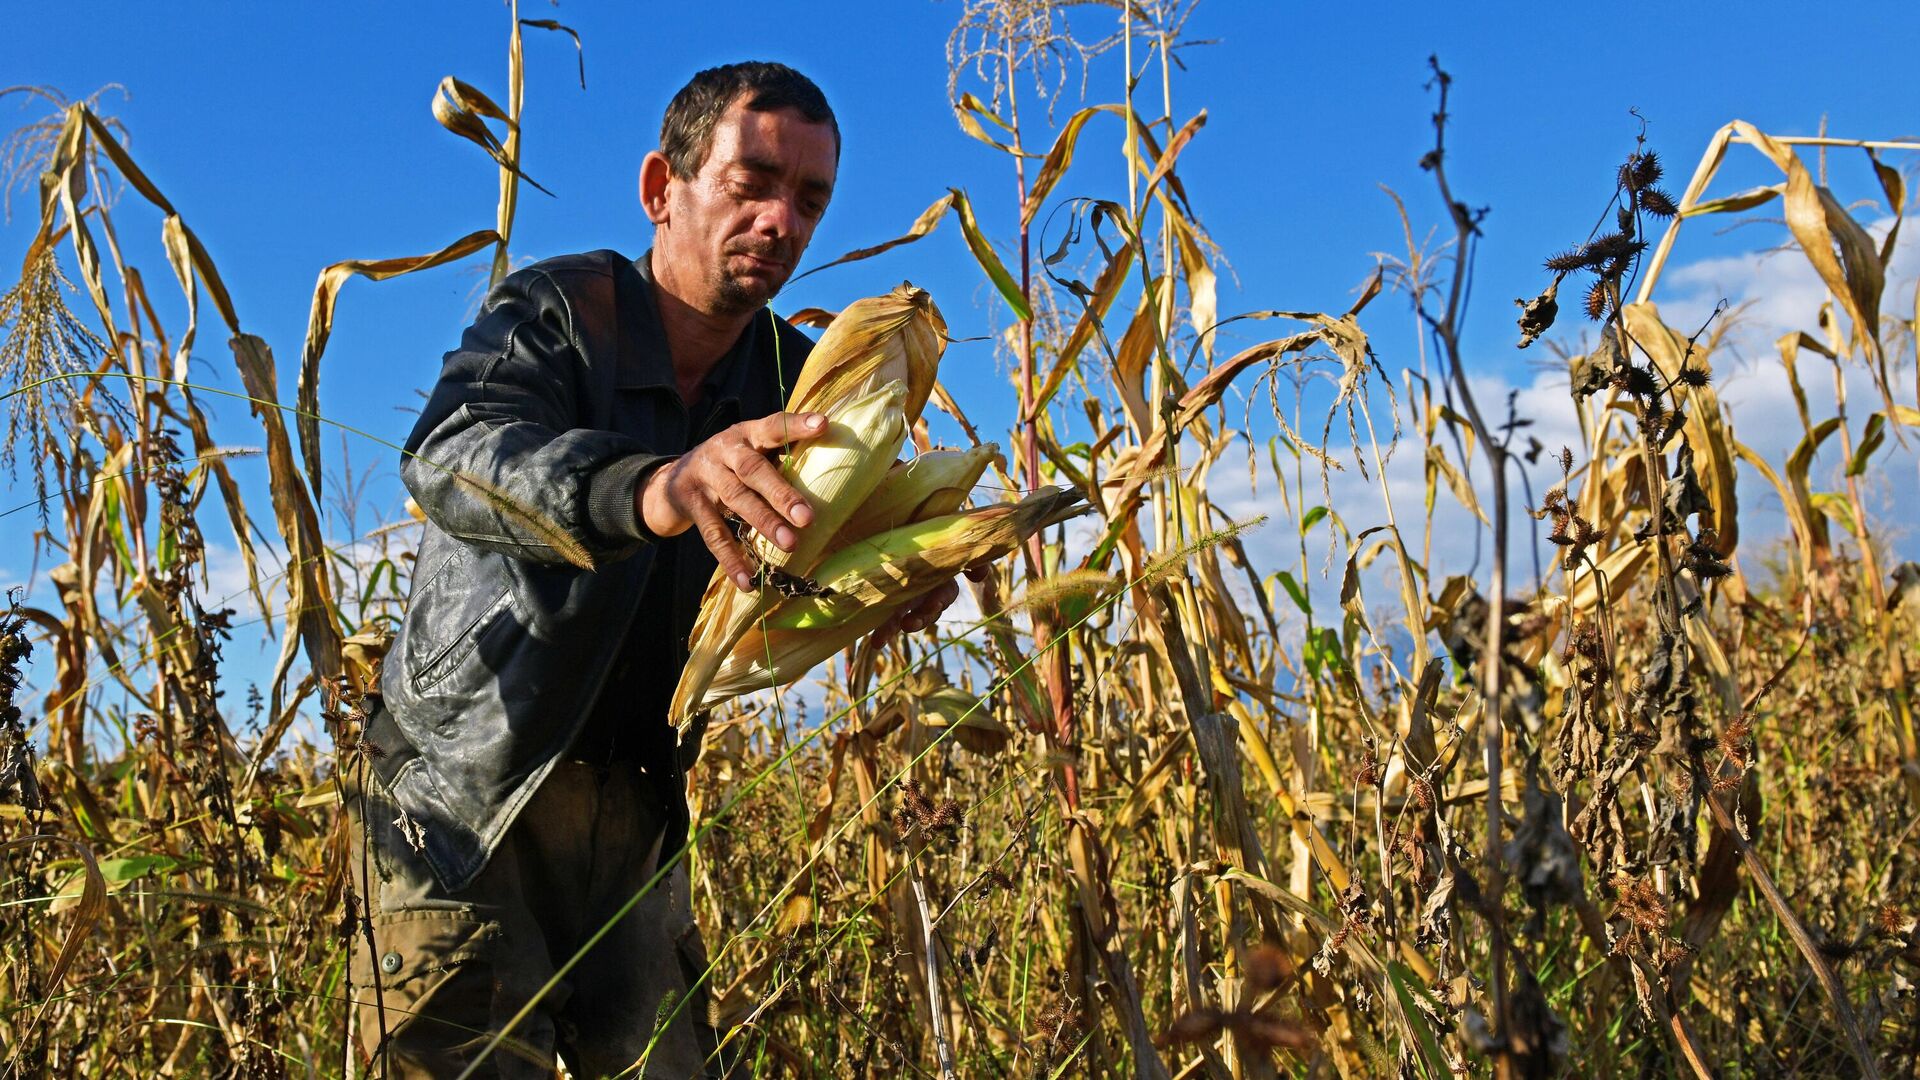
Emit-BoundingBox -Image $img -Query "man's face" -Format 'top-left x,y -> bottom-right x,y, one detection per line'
655,98 -> 837,316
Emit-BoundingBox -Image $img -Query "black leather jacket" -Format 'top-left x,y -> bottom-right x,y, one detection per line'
367,249 -> 809,890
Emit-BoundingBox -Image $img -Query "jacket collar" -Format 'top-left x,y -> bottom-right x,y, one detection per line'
617,251 -> 768,417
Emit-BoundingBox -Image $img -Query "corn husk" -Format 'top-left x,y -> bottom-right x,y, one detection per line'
771,486 -> 1086,632
833,443 -> 999,548
785,283 -> 946,422
749,379 -> 909,574
705,605 -> 900,700
756,442 -> 1000,696
688,487 -> 1085,714
671,382 -> 908,726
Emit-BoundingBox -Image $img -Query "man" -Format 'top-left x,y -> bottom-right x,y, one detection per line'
352,62 -> 960,1078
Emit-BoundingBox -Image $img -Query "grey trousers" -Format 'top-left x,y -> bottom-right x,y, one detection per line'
347,759 -> 721,1079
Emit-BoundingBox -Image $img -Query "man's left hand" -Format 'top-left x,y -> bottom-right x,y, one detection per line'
875,560 -> 992,643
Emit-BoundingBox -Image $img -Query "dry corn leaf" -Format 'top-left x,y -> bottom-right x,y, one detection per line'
952,92 -> 1028,157
796,192 -> 955,281
1621,302 -> 1739,554
1733,122 -> 1884,362
518,17 -> 585,88
229,334 -> 342,714
296,228 -> 499,493
917,686 -> 1010,756
1031,228 -> 1136,418
1,833 -> 106,995
432,76 -> 552,196
1020,103 -> 1116,227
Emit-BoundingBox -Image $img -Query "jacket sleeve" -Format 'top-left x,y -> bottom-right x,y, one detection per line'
401,266 -> 669,568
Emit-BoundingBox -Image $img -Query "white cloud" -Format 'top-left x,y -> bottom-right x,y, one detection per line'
1194,218 -> 1920,626
198,540 -> 277,613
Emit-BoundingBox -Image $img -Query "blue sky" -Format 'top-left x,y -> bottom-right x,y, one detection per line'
6,1 -> 1919,711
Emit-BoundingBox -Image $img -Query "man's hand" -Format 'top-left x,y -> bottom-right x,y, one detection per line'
874,560 -> 992,644
639,411 -> 828,591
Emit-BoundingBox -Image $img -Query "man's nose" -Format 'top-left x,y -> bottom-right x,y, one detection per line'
755,195 -> 802,238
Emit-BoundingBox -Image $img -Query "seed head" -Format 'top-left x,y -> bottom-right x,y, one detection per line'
1639,187 -> 1679,219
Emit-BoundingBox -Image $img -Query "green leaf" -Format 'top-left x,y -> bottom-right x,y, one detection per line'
1848,413 -> 1886,477
157,520 -> 179,574
948,188 -> 1032,322
1387,961 -> 1450,1080
1302,625 -> 1346,681
360,558 -> 395,609
96,854 -> 180,883
1300,505 -> 1328,534
1274,570 -> 1310,615
1850,406 -> 1920,476
100,480 -> 137,581
1811,491 -> 1863,538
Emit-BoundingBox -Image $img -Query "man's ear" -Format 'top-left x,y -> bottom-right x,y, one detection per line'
639,151 -> 672,225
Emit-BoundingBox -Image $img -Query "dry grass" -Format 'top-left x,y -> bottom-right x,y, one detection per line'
4,3 -> 1920,1078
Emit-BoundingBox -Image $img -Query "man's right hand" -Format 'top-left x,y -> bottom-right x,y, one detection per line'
638,411 -> 828,591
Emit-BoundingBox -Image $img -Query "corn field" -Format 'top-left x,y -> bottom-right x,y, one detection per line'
4,2 -> 1920,1077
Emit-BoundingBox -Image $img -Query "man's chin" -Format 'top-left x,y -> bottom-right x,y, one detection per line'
714,272 -> 785,315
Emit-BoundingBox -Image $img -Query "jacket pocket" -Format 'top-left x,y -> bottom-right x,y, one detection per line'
403,543 -> 517,693
410,588 -> 513,692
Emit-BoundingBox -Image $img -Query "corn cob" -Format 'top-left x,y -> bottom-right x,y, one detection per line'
832,443 -> 999,548
671,381 -> 908,726
673,284 -> 1038,725
748,379 -> 909,574
687,487 -> 1085,716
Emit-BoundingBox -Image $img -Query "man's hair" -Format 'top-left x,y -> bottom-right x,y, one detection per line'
660,62 -> 838,179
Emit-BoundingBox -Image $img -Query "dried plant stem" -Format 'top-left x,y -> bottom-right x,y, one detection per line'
1703,793 -> 1879,1078
906,856 -> 959,1080
1421,58 -> 1515,1067
493,0 -> 523,286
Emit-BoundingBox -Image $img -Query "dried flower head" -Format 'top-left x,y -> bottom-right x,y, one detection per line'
1622,150 -> 1663,189
894,779 -> 966,843
1354,738 -> 1384,789
1639,187 -> 1679,218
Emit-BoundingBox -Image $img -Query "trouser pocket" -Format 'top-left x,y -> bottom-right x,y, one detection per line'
351,908 -> 558,1079
352,908 -> 497,1066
